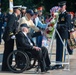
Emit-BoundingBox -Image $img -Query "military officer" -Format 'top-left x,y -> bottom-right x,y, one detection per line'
52,1 -> 71,69
2,6 -> 21,71
0,9 -> 3,44
21,6 -> 27,17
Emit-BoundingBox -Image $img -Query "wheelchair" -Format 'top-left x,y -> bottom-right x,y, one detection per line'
7,49 -> 37,73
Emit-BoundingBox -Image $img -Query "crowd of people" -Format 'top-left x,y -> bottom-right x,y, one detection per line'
0,1 -> 76,73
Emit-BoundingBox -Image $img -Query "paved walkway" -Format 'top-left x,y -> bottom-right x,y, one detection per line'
0,41 -> 76,75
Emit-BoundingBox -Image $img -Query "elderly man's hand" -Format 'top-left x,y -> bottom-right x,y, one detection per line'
33,46 -> 41,51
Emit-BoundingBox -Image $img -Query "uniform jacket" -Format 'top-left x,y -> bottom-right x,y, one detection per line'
0,13 -> 3,28
3,13 -> 19,41
57,11 -> 71,39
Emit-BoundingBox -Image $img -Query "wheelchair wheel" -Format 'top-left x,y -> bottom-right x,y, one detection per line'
7,50 -> 29,73
26,58 -> 37,70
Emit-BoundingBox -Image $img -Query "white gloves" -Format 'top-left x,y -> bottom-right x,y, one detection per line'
69,28 -> 74,32
11,35 -> 16,39
2,26 -> 4,29
71,28 -> 74,31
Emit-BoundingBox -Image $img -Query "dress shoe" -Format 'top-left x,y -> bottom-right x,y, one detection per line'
52,65 -> 64,70
68,50 -> 73,55
57,65 -> 64,69
41,68 -> 46,73
46,66 -> 53,71
52,65 -> 58,70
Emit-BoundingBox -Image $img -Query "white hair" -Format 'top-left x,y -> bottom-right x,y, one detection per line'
20,27 -> 26,31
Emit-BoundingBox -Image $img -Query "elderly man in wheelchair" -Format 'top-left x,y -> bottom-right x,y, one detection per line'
7,23 -> 51,73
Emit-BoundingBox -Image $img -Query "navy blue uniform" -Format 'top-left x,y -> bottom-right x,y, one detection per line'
2,13 -> 19,71
0,13 -> 3,44
56,11 -> 71,64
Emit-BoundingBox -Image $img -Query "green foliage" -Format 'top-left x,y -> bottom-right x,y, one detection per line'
1,0 -> 76,13
2,0 -> 9,12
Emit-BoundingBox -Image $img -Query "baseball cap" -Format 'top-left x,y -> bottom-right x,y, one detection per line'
20,23 -> 29,28
26,9 -> 34,16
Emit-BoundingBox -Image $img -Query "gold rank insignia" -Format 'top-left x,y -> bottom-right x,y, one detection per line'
61,17 -> 65,21
9,32 -> 13,36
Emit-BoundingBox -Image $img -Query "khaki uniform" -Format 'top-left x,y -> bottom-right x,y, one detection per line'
19,15 -> 39,32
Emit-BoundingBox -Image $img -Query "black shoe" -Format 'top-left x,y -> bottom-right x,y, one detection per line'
46,66 -> 53,71
51,65 -> 58,70
69,51 -> 73,55
57,65 -> 64,69
41,69 -> 46,73
52,65 -> 64,70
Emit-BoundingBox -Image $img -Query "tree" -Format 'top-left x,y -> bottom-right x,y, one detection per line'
2,0 -> 9,12
1,0 -> 76,13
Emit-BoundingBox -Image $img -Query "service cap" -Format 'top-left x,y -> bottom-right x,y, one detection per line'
13,5 -> 22,10
21,6 -> 27,10
58,1 -> 66,7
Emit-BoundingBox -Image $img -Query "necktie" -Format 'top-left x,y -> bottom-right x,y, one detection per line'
26,35 -> 33,46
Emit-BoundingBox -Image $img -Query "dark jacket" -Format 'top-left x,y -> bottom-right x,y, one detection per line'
3,13 -> 19,41
0,13 -> 3,28
57,11 -> 71,39
16,31 -> 41,50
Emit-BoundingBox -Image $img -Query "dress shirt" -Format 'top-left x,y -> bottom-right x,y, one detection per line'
23,32 -> 33,46
61,10 -> 66,14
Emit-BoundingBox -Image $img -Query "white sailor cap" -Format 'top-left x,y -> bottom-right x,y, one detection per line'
13,5 -> 22,10
21,6 -> 27,10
